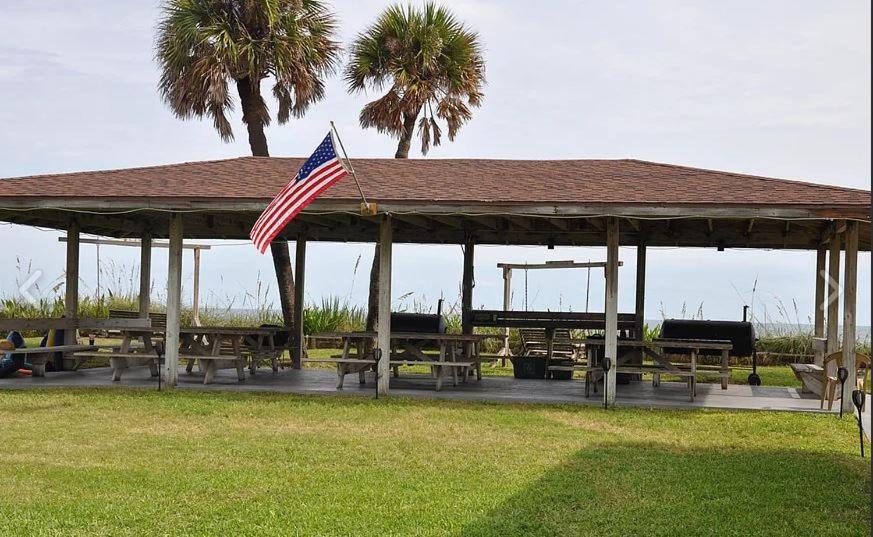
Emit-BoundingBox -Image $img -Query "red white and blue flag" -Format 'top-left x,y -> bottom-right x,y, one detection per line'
250,133 -> 348,253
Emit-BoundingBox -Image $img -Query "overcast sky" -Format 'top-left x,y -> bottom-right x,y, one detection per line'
0,0 -> 870,327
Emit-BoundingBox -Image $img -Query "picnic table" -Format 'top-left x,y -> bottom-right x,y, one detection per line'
572,338 -> 733,401
8,345 -> 98,377
180,326 -> 281,384
74,326 -> 282,384
306,331 -> 500,391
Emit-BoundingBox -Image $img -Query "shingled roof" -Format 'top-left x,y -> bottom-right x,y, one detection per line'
0,157 -> 868,209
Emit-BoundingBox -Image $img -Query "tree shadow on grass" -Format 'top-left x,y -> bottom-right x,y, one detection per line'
458,442 -> 869,537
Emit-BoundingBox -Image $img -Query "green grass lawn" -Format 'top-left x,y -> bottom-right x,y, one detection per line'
0,389 -> 868,536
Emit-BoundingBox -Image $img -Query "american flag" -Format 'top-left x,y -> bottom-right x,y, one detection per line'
250,133 -> 348,253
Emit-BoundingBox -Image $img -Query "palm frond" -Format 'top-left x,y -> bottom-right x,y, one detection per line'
345,1 -> 485,155
156,0 -> 340,142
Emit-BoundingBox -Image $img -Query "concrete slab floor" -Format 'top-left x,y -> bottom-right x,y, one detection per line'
0,365 -> 835,414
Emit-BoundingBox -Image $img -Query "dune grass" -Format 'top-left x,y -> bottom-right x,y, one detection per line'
0,389 -> 868,536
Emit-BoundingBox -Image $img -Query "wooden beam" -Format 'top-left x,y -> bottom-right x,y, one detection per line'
586,218 -> 605,231
505,216 -> 532,230
462,236 -> 475,335
292,236 -> 307,368
706,219 -> 714,234
59,237 -> 210,250
544,218 -> 569,232
139,233 -> 152,318
813,244 -> 827,366
496,260 -> 619,270
634,240 -> 646,340
192,247 -> 202,326
376,216 -> 393,396
625,218 -> 641,232
0,318 -> 74,331
501,266 -> 512,360
392,214 -> 434,231
840,221 -> 859,414
826,234 -> 841,354
164,213 -> 183,387
63,219 -> 80,364
604,217 -> 620,407
426,215 -> 464,229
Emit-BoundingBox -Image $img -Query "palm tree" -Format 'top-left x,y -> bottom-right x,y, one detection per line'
345,3 -> 485,158
156,0 -> 340,326
345,3 -> 485,334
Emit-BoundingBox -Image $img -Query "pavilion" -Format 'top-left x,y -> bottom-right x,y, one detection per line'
0,157 -> 869,411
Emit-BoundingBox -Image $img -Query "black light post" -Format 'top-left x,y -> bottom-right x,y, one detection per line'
373,348 -> 382,399
601,357 -> 612,409
851,389 -> 866,458
155,341 -> 165,392
837,367 -> 849,418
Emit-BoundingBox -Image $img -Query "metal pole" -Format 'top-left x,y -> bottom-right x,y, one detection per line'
329,121 -> 369,209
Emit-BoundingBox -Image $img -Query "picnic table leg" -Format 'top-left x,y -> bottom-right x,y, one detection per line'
690,349 -> 697,402
139,335 -> 159,377
545,328 -> 555,379
31,354 -> 47,377
203,336 -> 221,385
435,365 -> 444,391
184,334 -> 196,374
336,363 -> 347,389
720,349 -> 729,390
269,334 -> 279,372
111,333 -> 134,381
475,341 -> 482,381
450,343 -> 458,387
434,342 -> 446,391
232,337 -> 245,382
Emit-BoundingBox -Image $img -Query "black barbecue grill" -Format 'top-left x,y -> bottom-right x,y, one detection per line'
390,299 -> 447,334
660,306 -> 761,385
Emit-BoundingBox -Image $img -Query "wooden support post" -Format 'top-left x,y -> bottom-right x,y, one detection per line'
292,236 -> 307,369
840,221 -> 859,414
139,232 -> 152,318
631,240 -> 646,377
634,241 -> 646,339
501,266 -> 512,362
164,213 -> 184,387
813,244 -> 826,366
376,216 -> 393,397
604,218 -> 620,407
462,236 -> 475,335
826,231 -> 841,355
62,220 -> 80,369
192,247 -> 201,326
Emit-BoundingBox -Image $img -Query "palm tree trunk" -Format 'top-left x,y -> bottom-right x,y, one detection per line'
237,77 -> 295,327
237,77 -> 270,157
394,112 -> 417,158
366,113 -> 417,341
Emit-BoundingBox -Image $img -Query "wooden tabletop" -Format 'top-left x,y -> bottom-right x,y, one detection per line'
5,345 -> 98,354
312,331 -> 496,342
575,338 -> 732,350
180,326 -> 281,336
114,326 -> 281,336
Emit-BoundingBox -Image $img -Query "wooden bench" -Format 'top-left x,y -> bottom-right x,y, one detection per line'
790,363 -> 825,396
74,349 -> 160,380
304,357 -> 376,388
182,354 -> 246,383
304,356 -> 474,391
11,345 -> 99,376
565,364 -> 697,401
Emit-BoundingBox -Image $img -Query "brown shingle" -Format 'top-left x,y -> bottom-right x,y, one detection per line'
0,157 -> 868,207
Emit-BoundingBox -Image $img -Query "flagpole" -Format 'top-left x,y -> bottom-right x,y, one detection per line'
329,121 -> 371,213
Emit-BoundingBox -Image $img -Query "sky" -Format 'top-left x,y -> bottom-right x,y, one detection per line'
0,0 -> 870,326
